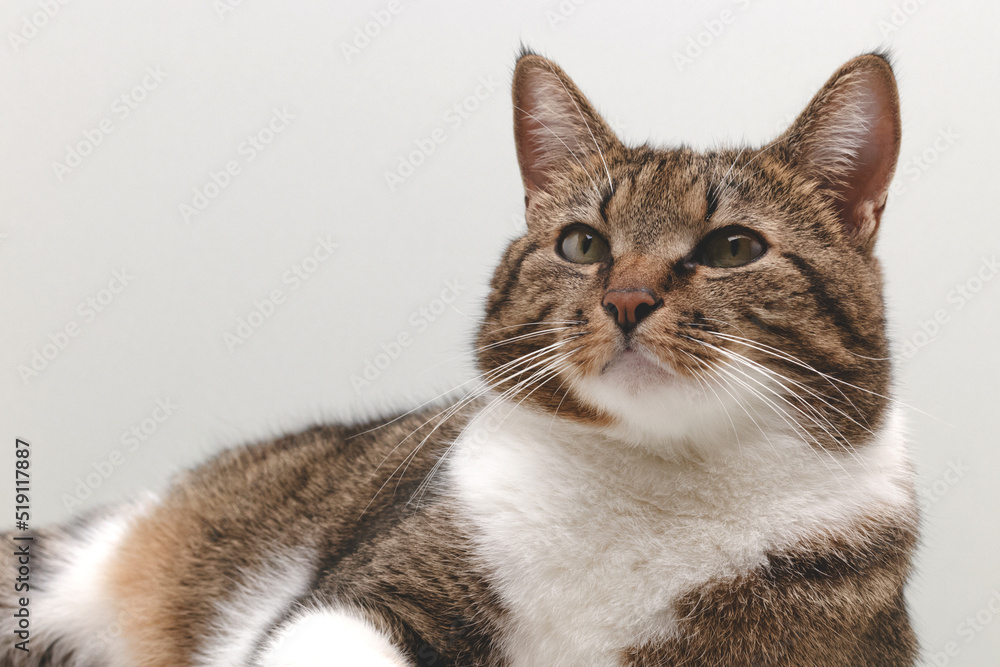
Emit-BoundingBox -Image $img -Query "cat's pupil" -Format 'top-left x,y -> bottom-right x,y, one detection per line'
581,236 -> 593,255
729,238 -> 741,257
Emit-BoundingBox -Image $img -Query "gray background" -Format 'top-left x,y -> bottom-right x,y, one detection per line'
2,1 -> 997,664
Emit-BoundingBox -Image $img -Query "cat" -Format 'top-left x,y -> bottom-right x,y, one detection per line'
2,49 -> 918,666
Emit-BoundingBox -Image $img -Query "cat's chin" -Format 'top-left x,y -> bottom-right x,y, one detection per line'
568,345 -> 743,449
597,347 -> 677,395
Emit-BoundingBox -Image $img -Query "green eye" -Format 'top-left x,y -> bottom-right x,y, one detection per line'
558,226 -> 611,264
699,227 -> 766,268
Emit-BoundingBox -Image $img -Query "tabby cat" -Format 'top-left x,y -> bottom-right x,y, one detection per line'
3,50 -> 918,666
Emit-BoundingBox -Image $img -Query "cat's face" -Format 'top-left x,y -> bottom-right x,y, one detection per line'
478,53 -> 901,452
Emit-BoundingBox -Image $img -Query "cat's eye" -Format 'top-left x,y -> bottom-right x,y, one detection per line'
697,227 -> 766,268
557,225 -> 611,264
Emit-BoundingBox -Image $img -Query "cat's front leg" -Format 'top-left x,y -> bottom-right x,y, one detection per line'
259,608 -> 413,667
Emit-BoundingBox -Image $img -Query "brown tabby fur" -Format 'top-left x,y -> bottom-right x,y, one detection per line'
2,49 -> 918,666
482,52 -> 896,453
623,516 -> 917,665
100,409 -> 507,666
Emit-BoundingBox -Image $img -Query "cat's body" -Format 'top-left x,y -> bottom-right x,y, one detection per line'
3,51 -> 919,666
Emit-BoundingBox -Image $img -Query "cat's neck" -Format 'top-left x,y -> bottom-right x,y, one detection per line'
446,396 -> 913,665
451,394 -> 911,513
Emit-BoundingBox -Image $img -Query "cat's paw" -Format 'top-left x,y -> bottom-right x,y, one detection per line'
260,608 -> 412,666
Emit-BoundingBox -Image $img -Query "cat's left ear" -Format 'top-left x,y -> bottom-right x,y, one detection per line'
783,54 -> 901,252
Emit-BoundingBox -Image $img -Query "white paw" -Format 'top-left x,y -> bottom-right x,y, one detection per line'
260,608 -> 412,666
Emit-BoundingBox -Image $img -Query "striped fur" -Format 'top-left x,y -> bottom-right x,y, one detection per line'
1,51 -> 918,665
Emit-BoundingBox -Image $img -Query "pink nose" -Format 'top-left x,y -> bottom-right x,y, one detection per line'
602,289 -> 660,332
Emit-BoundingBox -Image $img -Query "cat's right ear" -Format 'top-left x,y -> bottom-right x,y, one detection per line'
781,53 -> 902,252
512,53 -> 619,199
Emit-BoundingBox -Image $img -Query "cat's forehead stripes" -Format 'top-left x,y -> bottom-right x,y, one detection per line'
588,151 -> 717,253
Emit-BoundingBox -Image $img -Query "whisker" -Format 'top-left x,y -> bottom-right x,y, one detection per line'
686,335 -> 875,436
718,146 -> 746,194
706,359 -> 856,491
416,327 -> 581,374
703,331 -> 870,416
546,371 -> 575,436
354,333 -> 580,442
407,351 -> 575,508
688,353 -> 779,455
482,320 -> 585,334
358,339 -> 577,516
719,135 -> 784,196
679,350 -> 742,452
690,342 -> 833,447
385,340 -> 577,482
698,317 -> 749,336
704,330 -> 943,421
686,335 -> 860,443
687,337 -> 870,484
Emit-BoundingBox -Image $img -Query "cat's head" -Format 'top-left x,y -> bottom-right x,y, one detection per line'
478,51 -> 900,453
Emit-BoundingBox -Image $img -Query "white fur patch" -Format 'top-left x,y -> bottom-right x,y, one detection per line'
4,498 -> 155,667
571,357 -> 752,451
259,607 -> 412,667
194,549 -> 316,667
448,398 -> 912,667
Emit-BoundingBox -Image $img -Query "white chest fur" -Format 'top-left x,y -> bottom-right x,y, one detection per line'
447,402 -> 912,667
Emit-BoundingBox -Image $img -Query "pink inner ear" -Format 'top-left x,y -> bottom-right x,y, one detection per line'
794,60 -> 901,248
515,84 -> 554,194
831,81 -> 898,237
511,57 -> 620,202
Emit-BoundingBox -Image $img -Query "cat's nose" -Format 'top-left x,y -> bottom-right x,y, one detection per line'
602,289 -> 660,333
